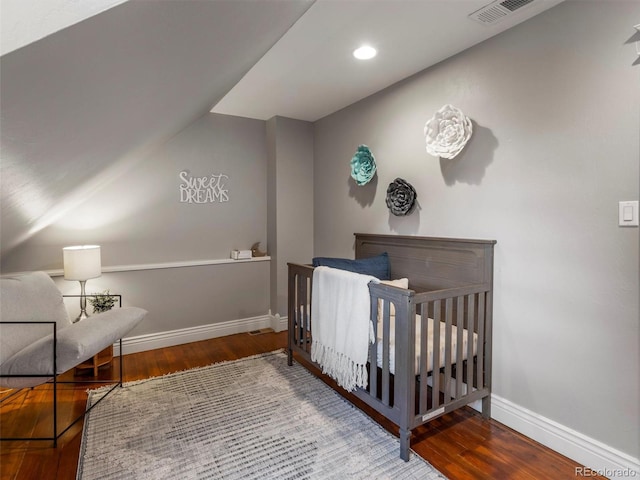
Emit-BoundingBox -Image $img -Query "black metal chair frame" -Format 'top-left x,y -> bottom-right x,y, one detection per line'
0,294 -> 125,447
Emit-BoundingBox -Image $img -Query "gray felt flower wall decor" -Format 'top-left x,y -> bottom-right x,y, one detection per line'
385,178 -> 417,216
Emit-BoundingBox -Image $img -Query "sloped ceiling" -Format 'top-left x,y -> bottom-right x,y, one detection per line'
0,0 -> 313,257
0,0 -> 129,56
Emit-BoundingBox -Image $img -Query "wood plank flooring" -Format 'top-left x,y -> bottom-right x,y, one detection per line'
1,331 -> 601,480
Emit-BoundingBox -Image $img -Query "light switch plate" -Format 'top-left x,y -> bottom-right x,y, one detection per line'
619,201 -> 639,227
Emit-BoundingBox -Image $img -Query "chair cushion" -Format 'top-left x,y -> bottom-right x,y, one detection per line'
0,272 -> 70,364
0,307 -> 147,389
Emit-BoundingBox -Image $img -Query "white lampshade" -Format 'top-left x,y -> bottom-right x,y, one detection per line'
63,245 -> 102,281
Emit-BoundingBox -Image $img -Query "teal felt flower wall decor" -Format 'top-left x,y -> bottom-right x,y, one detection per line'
350,145 -> 377,186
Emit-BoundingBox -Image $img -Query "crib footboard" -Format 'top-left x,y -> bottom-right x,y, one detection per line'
368,282 -> 493,460
406,285 -> 493,424
287,263 -> 314,367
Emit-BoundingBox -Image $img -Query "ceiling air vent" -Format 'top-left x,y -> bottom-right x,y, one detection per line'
469,0 -> 536,25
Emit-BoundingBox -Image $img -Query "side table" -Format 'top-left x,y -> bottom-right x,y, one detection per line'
75,346 -> 113,376
64,292 -> 122,377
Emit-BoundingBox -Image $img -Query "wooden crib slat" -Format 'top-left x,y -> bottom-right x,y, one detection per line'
476,292 -> 486,390
419,307 -> 429,413
381,300 -> 391,406
307,276 -> 313,353
482,290 -> 493,418
300,273 -> 309,353
432,300 -> 441,410
456,296 -> 464,399
369,294 -> 378,399
287,271 -> 295,365
444,298 -> 453,404
466,294 -> 476,392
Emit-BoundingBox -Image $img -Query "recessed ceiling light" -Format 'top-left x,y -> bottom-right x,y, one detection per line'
353,45 -> 377,60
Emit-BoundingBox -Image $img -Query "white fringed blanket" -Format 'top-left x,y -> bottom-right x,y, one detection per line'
310,266 -> 379,392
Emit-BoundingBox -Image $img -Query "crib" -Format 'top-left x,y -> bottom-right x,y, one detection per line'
287,233 -> 496,461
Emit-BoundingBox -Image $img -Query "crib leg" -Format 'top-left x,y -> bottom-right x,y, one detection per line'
482,395 -> 491,419
287,317 -> 293,366
399,428 -> 411,461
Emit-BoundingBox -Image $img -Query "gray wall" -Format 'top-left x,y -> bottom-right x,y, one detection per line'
4,112 -> 271,335
267,116 -> 314,316
53,263 -> 270,338
313,1 -> 639,459
2,113 -> 267,270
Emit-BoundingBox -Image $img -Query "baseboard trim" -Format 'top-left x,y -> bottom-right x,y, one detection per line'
114,314 -> 284,356
269,314 -> 288,333
491,394 -> 640,478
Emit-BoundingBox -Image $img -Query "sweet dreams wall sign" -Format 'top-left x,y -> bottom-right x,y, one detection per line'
179,170 -> 229,204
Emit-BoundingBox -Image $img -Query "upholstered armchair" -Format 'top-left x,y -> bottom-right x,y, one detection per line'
0,271 -> 147,445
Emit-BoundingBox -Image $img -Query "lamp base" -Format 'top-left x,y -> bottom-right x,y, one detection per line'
72,311 -> 90,323
72,280 -> 91,323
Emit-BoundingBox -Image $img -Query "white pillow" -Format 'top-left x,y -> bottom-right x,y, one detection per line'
377,278 -> 409,333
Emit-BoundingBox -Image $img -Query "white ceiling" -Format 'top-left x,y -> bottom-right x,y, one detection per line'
211,0 -> 565,122
1,0 -> 564,123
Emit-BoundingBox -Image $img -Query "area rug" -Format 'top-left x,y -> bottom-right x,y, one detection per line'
77,350 -> 446,480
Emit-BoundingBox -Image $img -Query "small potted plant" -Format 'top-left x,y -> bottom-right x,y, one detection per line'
88,290 -> 117,313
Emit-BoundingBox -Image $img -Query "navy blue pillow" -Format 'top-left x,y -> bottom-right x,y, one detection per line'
312,252 -> 390,280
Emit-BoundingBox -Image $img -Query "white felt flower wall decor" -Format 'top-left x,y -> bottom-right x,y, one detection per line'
424,104 -> 473,159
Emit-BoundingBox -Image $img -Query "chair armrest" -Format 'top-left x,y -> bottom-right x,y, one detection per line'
0,321 -> 58,389
61,307 -> 147,360
0,308 -> 147,389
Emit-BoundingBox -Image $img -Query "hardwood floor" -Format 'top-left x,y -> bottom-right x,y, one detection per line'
1,331 -> 600,480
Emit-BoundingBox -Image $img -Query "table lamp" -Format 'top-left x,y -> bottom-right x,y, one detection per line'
63,245 -> 102,323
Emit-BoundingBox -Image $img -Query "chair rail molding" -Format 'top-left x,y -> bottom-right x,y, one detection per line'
1,256 -> 271,278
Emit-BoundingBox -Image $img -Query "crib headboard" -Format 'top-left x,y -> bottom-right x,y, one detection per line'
354,233 -> 496,292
